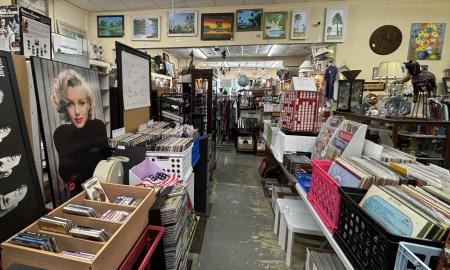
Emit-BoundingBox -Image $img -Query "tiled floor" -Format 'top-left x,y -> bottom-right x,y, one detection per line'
197,144 -> 322,270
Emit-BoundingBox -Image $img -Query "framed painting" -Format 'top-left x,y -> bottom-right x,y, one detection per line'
167,10 -> 197,37
263,12 -> 288,39
407,23 -> 446,60
324,6 -> 348,42
0,51 -> 45,243
291,9 -> 309,39
236,9 -> 262,31
97,15 -> 124,38
201,13 -> 234,41
56,20 -> 86,39
443,77 -> 450,93
132,16 -> 160,41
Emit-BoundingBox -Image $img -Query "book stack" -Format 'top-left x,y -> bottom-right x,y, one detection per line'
360,185 -> 450,241
312,116 -> 344,160
160,185 -> 198,270
328,157 -> 400,189
281,90 -> 320,133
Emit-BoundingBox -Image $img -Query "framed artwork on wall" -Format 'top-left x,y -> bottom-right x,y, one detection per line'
0,51 -> 45,243
324,6 -> 348,43
443,77 -> 450,93
14,0 -> 47,15
56,20 -> 86,39
97,15 -> 124,38
163,52 -> 169,62
167,10 -> 197,37
132,16 -> 160,41
201,13 -> 234,41
30,57 -> 106,205
407,23 -> 446,60
263,12 -> 288,39
291,9 -> 309,40
236,9 -> 262,32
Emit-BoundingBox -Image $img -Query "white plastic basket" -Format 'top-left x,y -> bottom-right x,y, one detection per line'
145,144 -> 193,181
394,242 -> 443,270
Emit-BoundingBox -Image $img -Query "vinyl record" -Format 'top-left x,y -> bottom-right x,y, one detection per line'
369,25 -> 402,55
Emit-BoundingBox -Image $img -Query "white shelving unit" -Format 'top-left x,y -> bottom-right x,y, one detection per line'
90,60 -> 111,135
295,184 -> 355,270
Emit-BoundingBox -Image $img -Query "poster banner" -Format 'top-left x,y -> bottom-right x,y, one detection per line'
20,7 -> 51,59
0,6 -> 20,52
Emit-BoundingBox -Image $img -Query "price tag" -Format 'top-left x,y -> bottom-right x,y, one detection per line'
291,77 -> 317,91
112,127 -> 125,138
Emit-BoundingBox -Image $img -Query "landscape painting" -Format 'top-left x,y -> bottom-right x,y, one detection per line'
407,23 -> 446,60
201,13 -> 234,40
236,9 -> 262,31
132,16 -> 160,41
263,12 -> 288,39
291,9 -> 309,39
324,7 -> 348,42
168,10 -> 197,37
97,15 -> 124,37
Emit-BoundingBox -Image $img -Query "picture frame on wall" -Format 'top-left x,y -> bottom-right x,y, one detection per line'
291,9 -> 309,40
15,0 -> 47,15
443,77 -> 450,93
97,15 -> 124,38
163,52 -> 169,62
56,20 -> 86,39
263,11 -> 288,39
407,23 -> 446,60
324,6 -> 348,43
201,13 -> 234,41
236,9 -> 263,32
167,10 -> 197,37
132,16 -> 160,41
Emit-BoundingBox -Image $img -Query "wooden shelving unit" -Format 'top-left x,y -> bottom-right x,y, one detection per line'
2,183 -> 156,270
90,60 -> 111,135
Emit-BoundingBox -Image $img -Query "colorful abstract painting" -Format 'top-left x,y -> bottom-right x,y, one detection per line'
201,13 -> 234,40
408,23 -> 446,60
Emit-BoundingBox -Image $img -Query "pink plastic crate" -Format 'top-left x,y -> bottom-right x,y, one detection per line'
307,160 -> 341,233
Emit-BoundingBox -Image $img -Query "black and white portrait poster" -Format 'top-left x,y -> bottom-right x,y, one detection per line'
0,51 -> 45,244
31,57 -> 107,205
19,7 -> 51,59
0,6 -> 20,52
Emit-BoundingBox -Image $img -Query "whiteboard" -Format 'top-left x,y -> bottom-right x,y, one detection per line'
121,51 -> 150,110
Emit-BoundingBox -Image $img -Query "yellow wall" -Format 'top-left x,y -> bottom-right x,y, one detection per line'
49,0 -> 89,33
88,0 -> 450,84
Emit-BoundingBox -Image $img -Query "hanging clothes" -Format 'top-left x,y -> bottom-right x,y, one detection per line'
325,64 -> 338,100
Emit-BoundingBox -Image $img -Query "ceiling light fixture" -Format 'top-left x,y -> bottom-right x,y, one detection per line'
267,45 -> 277,57
194,49 -> 208,59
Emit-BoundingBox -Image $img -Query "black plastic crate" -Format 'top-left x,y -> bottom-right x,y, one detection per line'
333,187 -> 444,270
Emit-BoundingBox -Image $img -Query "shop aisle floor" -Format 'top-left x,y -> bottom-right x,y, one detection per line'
197,144 -> 317,270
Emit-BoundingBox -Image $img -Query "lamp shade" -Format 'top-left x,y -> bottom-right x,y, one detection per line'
299,60 -> 314,72
378,61 -> 403,80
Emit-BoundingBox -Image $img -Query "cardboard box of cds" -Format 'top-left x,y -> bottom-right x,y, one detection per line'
1,183 -> 156,270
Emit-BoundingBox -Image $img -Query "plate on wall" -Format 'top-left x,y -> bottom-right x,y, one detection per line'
369,25 -> 402,55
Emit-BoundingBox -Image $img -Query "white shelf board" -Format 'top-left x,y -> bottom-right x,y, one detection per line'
295,184 -> 355,270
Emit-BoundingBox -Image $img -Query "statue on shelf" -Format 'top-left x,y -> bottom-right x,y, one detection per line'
401,60 -> 437,118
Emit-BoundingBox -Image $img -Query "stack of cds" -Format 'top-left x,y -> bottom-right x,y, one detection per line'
9,232 -> 59,252
69,226 -> 109,242
160,185 -> 198,270
37,215 -> 110,242
61,251 -> 95,261
113,196 -> 142,206
100,210 -> 130,222
38,215 -> 75,235
63,204 -> 97,217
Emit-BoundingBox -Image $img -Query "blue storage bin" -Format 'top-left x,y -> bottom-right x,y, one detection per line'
296,173 -> 312,193
192,134 -> 200,167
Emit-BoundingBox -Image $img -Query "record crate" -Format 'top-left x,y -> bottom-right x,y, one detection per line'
393,242 -> 442,270
333,187 -> 444,270
306,160 -> 343,233
1,183 -> 156,270
281,90 -> 319,133
145,143 -> 193,181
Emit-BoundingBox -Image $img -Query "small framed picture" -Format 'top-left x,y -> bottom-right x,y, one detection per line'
324,6 -> 348,42
201,13 -> 234,41
372,66 -> 380,80
163,52 -> 170,62
291,9 -> 309,40
236,9 -> 263,31
443,77 -> 450,93
263,12 -> 288,39
97,15 -> 124,38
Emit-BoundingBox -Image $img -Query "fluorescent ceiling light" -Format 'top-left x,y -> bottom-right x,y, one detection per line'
267,45 -> 278,57
194,49 -> 207,59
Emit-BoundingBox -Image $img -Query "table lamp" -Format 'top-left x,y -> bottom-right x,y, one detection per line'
299,60 -> 314,73
378,61 -> 403,95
